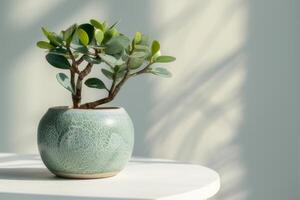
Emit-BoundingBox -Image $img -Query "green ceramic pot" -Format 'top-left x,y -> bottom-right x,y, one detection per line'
37,106 -> 134,179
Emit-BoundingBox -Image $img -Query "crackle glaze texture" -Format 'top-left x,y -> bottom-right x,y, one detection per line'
37,107 -> 134,178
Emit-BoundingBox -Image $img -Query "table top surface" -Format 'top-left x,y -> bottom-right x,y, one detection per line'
0,153 -> 220,200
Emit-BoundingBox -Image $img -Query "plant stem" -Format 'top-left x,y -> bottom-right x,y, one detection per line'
79,61 -> 131,109
67,47 -> 80,108
74,62 -> 93,108
76,55 -> 85,66
109,76 -> 117,95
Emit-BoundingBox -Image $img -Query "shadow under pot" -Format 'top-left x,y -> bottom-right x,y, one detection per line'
37,106 -> 134,179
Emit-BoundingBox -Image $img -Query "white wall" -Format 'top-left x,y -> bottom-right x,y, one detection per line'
0,0 -> 299,199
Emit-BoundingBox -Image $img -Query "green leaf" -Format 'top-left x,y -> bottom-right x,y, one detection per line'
151,40 -> 160,56
101,68 -> 114,80
45,53 -> 71,69
41,27 -> 50,37
73,46 -> 89,54
102,27 -> 120,44
134,32 -> 142,44
152,50 -> 161,60
83,55 -> 101,64
56,73 -> 74,94
109,28 -> 119,37
89,45 -> 105,51
108,21 -> 119,30
129,57 -> 144,69
116,68 -> 126,80
102,31 -> 113,44
41,27 -> 54,42
41,27 -> 63,46
114,64 -> 127,80
114,64 -> 126,73
134,44 -> 151,58
76,28 -> 89,46
50,33 -> 63,46
155,55 -> 176,63
105,35 -> 130,55
135,44 -> 149,51
36,41 -> 54,49
131,51 -> 146,58
63,24 -> 77,46
128,51 -> 146,69
84,78 -> 107,90
95,29 -> 104,44
90,19 -> 104,31
120,49 -> 130,61
48,48 -> 70,57
102,21 -> 108,30
150,67 -> 172,78
78,23 -> 94,43
99,54 -> 125,67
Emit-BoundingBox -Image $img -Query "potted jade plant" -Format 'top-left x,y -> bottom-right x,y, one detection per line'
36,19 -> 175,179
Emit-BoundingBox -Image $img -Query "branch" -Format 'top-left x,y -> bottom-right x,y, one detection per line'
79,59 -> 131,109
74,62 -> 93,104
79,49 -> 135,109
67,47 -> 80,108
109,75 -> 117,95
76,55 -> 85,66
111,69 -> 130,96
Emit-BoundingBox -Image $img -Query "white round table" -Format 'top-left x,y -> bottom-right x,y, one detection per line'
0,153 -> 220,200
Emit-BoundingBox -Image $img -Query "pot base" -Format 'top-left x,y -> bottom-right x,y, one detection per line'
53,171 -> 119,179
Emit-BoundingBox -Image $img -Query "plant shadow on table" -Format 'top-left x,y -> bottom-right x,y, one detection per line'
0,154 -> 40,164
0,167 -> 58,181
0,154 -> 58,181
0,193 -> 143,200
132,157 -> 189,165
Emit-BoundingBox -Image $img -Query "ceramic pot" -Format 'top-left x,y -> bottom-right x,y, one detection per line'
37,106 -> 134,179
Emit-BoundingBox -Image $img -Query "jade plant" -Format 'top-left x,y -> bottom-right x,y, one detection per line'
36,19 -> 176,109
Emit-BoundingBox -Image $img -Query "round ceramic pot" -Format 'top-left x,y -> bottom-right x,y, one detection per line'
37,106 -> 134,179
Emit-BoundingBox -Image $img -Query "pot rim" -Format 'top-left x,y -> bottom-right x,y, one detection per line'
48,106 -> 124,111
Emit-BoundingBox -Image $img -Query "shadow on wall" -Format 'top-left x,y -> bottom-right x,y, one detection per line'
124,0 -> 299,200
